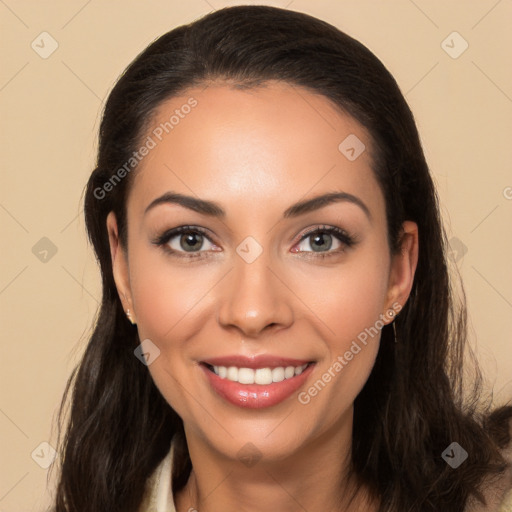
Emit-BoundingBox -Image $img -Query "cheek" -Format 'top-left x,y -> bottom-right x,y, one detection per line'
129,247 -> 215,341
126,246 -> 227,412
296,245 -> 390,350
294,245 -> 390,408
127,250 -> 209,418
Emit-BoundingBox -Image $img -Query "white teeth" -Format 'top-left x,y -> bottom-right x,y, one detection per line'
284,366 -> 295,379
238,368 -> 255,384
227,366 -> 238,381
295,364 -> 307,375
254,368 -> 273,385
272,367 -> 285,382
210,363 -> 309,384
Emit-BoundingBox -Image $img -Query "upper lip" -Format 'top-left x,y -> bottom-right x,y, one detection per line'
201,355 -> 314,369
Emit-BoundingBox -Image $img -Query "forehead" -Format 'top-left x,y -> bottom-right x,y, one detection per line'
128,81 -> 384,221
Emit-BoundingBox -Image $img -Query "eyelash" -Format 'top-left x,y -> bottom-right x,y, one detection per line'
152,225 -> 356,260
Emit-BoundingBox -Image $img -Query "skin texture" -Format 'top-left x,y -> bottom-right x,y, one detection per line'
107,81 -> 419,511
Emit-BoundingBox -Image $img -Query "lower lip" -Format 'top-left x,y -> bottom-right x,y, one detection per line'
201,364 -> 314,409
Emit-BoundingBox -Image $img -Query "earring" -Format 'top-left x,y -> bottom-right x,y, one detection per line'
126,308 -> 136,325
386,309 -> 398,343
392,321 -> 398,343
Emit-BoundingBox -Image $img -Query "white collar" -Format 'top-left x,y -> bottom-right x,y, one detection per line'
150,442 -> 176,512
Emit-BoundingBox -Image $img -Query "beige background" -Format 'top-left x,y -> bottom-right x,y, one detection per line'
1,1 -> 511,510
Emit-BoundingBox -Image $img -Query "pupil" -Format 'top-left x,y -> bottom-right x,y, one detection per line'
181,232 -> 202,251
312,233 -> 332,252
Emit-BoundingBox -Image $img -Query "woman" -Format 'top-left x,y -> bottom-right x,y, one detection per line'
51,5 -> 512,511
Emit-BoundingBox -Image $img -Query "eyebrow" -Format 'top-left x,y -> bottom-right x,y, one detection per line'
144,191 -> 371,220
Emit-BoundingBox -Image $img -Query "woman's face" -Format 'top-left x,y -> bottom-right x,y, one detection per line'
108,81 -> 417,464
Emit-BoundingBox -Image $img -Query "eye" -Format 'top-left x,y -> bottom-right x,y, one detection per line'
152,226 -> 219,258
291,225 -> 355,257
152,224 -> 356,260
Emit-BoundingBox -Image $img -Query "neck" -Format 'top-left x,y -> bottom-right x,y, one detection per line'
175,408 -> 379,512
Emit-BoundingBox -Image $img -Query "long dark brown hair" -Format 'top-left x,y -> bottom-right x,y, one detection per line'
50,6 -> 512,511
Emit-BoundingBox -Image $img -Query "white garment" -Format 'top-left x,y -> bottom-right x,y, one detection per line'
140,443 -> 176,512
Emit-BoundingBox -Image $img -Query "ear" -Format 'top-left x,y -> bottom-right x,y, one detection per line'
106,211 -> 135,322
384,220 -> 419,316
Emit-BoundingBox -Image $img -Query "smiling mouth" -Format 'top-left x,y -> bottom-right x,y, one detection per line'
199,356 -> 316,408
202,362 -> 313,385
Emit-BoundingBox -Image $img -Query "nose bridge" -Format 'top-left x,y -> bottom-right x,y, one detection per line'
216,246 -> 294,337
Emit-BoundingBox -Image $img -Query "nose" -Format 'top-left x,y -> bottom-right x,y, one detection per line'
216,251 -> 294,339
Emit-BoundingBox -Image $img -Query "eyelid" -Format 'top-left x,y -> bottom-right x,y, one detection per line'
153,225 -> 212,242
293,224 -> 353,244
